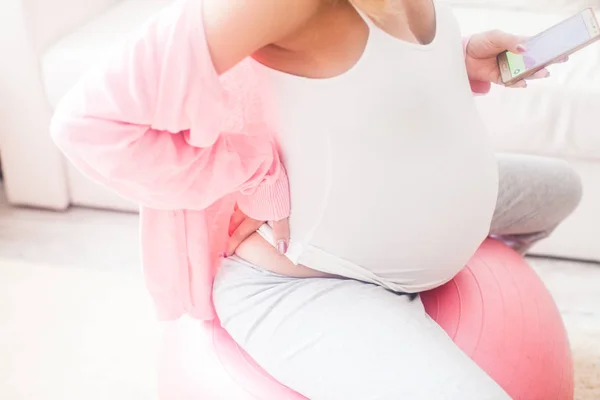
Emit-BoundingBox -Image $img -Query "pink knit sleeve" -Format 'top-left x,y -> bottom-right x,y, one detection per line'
235,166 -> 289,221
50,0 -> 289,216
462,36 -> 492,95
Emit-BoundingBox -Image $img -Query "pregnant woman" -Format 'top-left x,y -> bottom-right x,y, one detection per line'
51,0 -> 582,398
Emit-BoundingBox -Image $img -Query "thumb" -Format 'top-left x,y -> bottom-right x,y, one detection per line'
484,30 -> 527,54
272,218 -> 290,254
226,217 -> 263,256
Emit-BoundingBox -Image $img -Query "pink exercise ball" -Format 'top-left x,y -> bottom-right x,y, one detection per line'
421,239 -> 573,399
157,239 -> 573,400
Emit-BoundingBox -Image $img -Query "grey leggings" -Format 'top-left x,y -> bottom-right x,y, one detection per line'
213,154 -> 582,400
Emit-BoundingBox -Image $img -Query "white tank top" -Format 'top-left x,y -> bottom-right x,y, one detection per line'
256,2 -> 498,292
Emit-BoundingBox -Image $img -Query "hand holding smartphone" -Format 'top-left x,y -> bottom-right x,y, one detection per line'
497,8 -> 600,86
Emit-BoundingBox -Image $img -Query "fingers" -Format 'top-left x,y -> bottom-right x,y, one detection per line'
509,80 -> 527,89
519,56 -> 567,85
228,207 -> 246,235
484,29 -> 527,54
514,34 -> 530,45
226,204 -> 291,257
226,217 -> 263,256
527,69 -> 550,80
272,218 -> 290,254
510,67 -> 551,88
508,68 -> 551,88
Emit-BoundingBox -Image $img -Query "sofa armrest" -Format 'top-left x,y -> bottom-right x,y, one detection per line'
0,0 -> 105,208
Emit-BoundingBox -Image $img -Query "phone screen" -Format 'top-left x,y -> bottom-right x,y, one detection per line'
506,13 -> 592,78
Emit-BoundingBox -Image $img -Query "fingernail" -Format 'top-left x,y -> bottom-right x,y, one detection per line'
516,44 -> 526,53
277,240 -> 288,254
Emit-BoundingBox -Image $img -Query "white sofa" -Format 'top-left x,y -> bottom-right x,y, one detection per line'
0,0 -> 172,212
0,0 -> 599,260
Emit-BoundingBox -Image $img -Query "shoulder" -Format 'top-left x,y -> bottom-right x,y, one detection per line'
203,0 -> 323,74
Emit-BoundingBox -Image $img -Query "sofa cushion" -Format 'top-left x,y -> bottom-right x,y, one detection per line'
42,0 -> 173,109
454,8 -> 600,161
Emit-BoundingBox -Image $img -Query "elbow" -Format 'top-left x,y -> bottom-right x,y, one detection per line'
48,112 -> 138,200
49,91 -> 89,158
49,88 -> 101,159
49,109 -> 120,181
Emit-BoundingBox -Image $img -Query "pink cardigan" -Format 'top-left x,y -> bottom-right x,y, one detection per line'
51,0 -> 289,320
50,0 -> 487,321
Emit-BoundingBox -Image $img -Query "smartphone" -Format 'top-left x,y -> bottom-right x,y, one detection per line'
498,8 -> 600,85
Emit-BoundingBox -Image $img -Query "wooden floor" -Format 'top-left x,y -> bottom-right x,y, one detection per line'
0,191 -> 140,273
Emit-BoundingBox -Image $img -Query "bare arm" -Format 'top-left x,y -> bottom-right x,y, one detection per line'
203,0 -> 321,74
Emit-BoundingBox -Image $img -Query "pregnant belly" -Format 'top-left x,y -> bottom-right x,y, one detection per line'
234,233 -> 337,278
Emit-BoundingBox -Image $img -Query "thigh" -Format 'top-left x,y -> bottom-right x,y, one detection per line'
491,153 -> 582,236
213,258 -> 510,400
